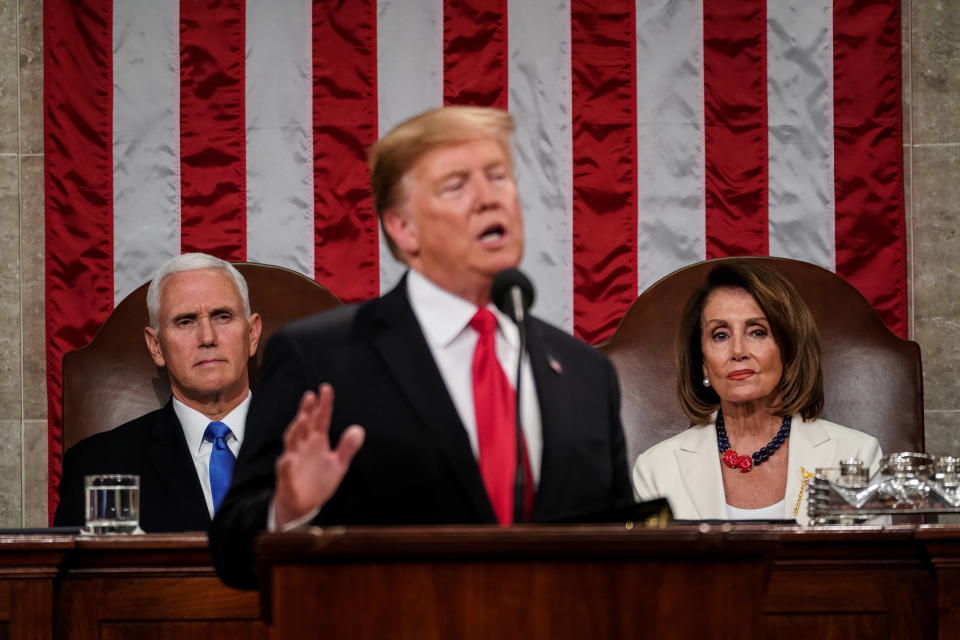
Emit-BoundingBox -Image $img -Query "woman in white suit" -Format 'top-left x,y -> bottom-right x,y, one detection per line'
633,260 -> 882,525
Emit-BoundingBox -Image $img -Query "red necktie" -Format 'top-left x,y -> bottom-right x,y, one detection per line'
470,308 -> 532,524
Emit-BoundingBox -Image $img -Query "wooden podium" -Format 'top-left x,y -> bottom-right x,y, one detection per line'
257,524 -> 778,639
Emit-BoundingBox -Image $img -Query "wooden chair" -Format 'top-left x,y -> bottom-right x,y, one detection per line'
597,257 -> 924,467
61,262 -> 342,452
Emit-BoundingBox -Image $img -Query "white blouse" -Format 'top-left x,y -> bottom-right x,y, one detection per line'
726,500 -> 786,520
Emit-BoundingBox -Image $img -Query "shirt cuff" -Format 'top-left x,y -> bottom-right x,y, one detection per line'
267,499 -> 321,532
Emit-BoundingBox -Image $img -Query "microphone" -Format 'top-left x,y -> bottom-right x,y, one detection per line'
492,269 -> 535,324
491,269 -> 535,524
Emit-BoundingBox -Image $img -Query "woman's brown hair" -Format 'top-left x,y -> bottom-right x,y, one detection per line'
676,259 -> 824,424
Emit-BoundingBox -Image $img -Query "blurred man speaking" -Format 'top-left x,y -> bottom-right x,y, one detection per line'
211,107 -> 632,588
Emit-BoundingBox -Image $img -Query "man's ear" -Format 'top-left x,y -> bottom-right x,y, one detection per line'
144,326 -> 166,368
247,312 -> 263,355
383,207 -> 419,258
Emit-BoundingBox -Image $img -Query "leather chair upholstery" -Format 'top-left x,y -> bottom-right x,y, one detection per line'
61,262 -> 342,452
597,257 -> 923,467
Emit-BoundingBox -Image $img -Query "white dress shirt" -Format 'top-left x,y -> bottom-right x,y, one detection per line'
406,269 -> 544,485
173,392 -> 250,518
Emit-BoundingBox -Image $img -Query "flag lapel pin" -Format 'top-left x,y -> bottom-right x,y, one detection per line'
547,354 -> 563,375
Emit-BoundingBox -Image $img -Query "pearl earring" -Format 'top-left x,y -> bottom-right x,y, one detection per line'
702,377 -> 711,387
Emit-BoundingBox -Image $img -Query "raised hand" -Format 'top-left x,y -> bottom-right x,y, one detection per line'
272,383 -> 365,528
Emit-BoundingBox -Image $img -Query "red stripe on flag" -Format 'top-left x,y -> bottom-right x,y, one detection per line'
179,0 -> 246,260
44,0 -> 115,521
571,1 -> 638,344
312,0 -> 379,302
833,0 -> 906,337
703,0 -> 768,258
443,0 -> 508,108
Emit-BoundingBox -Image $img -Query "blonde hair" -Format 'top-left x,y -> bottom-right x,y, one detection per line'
676,259 -> 824,424
368,106 -> 515,258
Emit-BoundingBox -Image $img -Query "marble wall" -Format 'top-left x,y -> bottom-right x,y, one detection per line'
910,0 -> 960,455
0,0 -> 956,525
2,0 -> 44,527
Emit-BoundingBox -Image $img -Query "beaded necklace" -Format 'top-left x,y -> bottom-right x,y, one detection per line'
715,408 -> 792,473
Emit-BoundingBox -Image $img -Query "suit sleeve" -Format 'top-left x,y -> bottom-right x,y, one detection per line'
210,327 -> 317,589
53,445 -> 87,527
605,357 -> 634,505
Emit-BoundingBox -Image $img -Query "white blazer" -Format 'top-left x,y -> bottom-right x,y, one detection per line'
632,415 -> 883,526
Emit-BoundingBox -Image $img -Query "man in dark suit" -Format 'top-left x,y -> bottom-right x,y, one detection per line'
54,253 -> 262,532
210,106 -> 632,588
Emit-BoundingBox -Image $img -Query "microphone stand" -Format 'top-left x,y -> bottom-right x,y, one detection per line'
511,287 -> 527,525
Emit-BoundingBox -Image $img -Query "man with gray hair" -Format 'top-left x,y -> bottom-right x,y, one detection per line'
55,253 -> 262,532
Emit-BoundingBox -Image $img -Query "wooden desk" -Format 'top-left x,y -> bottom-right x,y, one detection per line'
0,534 -> 71,640
765,526 -> 936,639
55,534 -> 266,640
916,526 -> 960,639
0,526 -> 959,638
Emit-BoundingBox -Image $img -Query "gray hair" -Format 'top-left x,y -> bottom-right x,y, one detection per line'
146,253 -> 251,329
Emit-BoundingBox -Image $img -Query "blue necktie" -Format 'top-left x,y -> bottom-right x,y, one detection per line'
204,421 -> 236,513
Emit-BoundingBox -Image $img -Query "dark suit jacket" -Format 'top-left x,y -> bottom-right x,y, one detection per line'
211,276 -> 632,588
54,401 -> 211,532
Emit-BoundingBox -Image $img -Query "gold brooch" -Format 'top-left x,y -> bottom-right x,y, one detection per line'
794,467 -> 817,516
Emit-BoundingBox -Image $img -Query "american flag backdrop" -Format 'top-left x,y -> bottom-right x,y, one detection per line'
44,0 -> 905,518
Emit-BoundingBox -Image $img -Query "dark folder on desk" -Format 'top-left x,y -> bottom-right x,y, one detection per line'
0,526 -> 82,535
548,498 -> 672,525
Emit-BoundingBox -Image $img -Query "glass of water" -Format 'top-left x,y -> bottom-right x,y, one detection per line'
83,474 -> 142,534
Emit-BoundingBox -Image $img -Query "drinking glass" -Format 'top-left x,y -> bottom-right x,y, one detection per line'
83,474 -> 142,534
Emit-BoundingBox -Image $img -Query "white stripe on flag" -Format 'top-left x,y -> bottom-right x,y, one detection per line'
246,0 -> 315,277
635,0 -> 706,294
767,0 -> 835,271
376,0 -> 443,295
113,0 -> 181,303
509,0 -> 573,331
